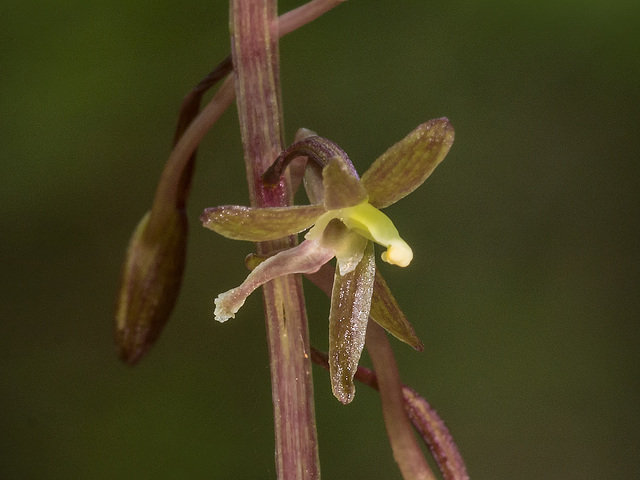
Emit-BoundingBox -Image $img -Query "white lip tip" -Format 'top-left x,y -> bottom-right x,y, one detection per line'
382,243 -> 413,267
214,295 -> 238,323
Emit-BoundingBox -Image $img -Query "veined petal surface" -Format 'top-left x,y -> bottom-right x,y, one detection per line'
370,270 -> 424,351
328,241 -> 376,404
200,204 -> 325,241
361,118 -> 455,209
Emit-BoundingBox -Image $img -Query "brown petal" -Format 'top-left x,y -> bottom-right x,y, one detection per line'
370,270 -> 424,351
200,204 -> 325,241
114,209 -> 187,365
322,157 -> 367,210
328,241 -> 376,404
361,118 -> 455,209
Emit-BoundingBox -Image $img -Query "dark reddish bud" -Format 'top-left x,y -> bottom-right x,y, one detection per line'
114,209 -> 187,365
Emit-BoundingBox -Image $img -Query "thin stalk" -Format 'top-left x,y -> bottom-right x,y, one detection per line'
150,76 -> 235,225
366,322 -> 437,480
230,1 -> 319,479
310,347 -> 469,480
306,264 -> 468,480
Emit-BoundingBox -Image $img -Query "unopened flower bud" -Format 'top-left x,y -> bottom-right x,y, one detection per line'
114,209 -> 187,365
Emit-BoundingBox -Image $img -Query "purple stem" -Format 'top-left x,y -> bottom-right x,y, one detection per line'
230,1 -> 319,478
310,347 -> 469,480
365,321 -> 436,480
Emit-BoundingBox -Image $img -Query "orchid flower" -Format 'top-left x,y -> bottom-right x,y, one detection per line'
201,118 -> 454,403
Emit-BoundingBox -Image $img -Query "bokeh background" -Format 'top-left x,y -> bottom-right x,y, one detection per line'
2,0 -> 638,478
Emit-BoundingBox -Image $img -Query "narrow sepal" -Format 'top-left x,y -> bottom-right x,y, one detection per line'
328,241 -> 376,404
114,210 -> 187,365
370,270 -> 424,351
322,157 -> 368,210
361,118 -> 455,209
200,204 -> 324,241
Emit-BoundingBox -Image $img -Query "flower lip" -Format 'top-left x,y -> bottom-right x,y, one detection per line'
310,200 -> 414,268
381,240 -> 413,267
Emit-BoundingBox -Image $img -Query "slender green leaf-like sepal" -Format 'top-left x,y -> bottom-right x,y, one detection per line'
328,241 -> 376,404
362,118 -> 455,209
370,270 -> 424,351
200,204 -> 324,241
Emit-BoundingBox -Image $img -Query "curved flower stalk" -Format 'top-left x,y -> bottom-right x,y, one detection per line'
114,1 -> 352,366
201,118 -> 454,403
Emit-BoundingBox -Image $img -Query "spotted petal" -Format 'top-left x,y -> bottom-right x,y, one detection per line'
200,204 -> 325,241
329,240 -> 376,404
361,118 -> 455,209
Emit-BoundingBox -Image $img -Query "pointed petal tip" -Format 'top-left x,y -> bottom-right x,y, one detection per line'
333,384 -> 356,405
199,208 -> 213,226
424,117 -> 455,143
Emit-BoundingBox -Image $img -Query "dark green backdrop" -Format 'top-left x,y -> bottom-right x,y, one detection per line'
2,0 -> 638,478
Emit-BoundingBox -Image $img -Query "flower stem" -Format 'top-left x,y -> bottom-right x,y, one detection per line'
230,1 -> 319,478
366,321 -> 437,480
310,346 -> 469,480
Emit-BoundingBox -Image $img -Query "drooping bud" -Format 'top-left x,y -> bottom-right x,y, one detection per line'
113,58 -> 235,364
114,209 -> 187,365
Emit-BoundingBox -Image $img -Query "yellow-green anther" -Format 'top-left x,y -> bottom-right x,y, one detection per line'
306,200 -> 413,268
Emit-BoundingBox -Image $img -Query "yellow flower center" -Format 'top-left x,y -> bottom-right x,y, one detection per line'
306,199 -> 413,267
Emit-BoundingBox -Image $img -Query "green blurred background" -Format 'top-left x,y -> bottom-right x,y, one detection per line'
2,0 -> 638,478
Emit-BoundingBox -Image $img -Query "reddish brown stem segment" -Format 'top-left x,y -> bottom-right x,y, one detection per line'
230,1 -> 319,479
366,322 -> 436,480
310,346 -> 469,480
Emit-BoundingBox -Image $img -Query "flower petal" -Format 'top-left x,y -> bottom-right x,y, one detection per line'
322,157 -> 367,210
309,219 -> 368,276
333,230 -> 369,276
328,240 -> 376,404
200,204 -> 325,241
370,270 -> 424,351
361,118 -> 455,209
214,239 -> 335,322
